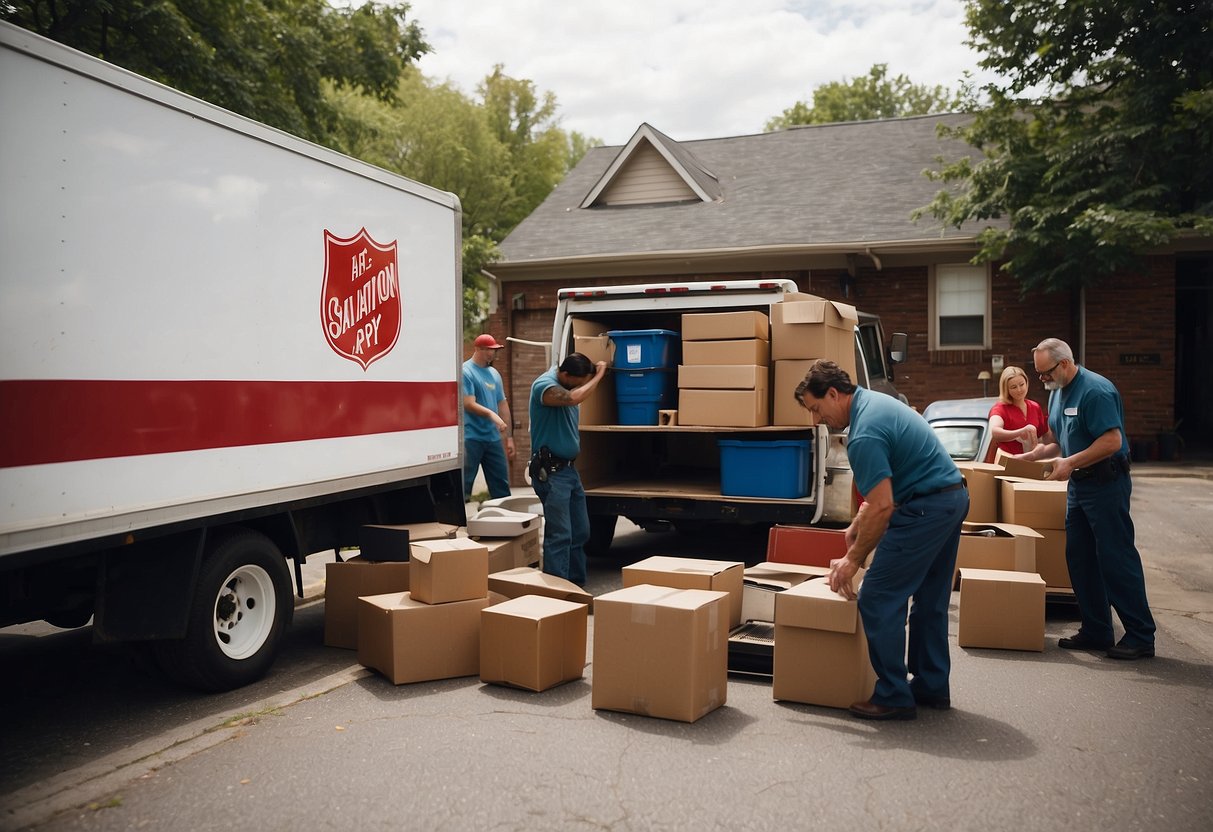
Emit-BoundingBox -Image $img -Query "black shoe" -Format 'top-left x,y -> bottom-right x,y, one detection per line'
849,700 -> 917,721
913,693 -> 952,710
1058,632 -> 1113,651
1107,642 -> 1155,660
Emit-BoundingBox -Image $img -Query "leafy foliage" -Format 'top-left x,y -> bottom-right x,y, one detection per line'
766,63 -> 962,130
917,0 -> 1213,293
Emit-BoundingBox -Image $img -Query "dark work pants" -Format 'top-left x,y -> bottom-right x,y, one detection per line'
858,488 -> 968,708
1066,474 -> 1156,647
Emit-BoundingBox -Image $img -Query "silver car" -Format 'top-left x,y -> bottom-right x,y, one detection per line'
923,397 -> 999,463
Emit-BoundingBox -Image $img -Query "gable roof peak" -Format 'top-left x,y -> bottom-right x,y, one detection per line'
579,123 -> 722,208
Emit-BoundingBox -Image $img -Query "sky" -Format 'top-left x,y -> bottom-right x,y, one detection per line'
403,0 -> 997,147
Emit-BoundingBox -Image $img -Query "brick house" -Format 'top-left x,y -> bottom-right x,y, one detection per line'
481,117 -> 1212,483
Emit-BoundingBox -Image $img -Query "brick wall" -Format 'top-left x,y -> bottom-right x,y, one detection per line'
483,258 -> 1175,483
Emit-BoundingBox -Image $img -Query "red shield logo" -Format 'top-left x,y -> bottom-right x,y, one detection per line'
321,228 -> 401,370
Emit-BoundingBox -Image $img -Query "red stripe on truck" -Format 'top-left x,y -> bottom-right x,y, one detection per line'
0,379 -> 459,468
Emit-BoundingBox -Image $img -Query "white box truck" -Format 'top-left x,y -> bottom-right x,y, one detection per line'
546,280 -> 907,554
0,22 -> 465,690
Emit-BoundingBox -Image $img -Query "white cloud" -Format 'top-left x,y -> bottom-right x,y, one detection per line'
404,0 -> 995,146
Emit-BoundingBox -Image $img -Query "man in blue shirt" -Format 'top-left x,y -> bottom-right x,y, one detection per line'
797,360 -> 967,721
1018,338 -> 1155,660
528,353 -> 607,586
462,333 -> 514,502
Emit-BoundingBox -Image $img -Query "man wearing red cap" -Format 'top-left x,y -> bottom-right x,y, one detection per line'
462,334 -> 514,501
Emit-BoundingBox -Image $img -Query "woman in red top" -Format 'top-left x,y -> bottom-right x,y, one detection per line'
986,366 -> 1048,462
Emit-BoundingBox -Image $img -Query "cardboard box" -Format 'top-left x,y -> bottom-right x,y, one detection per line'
573,318 -> 616,426
772,360 -> 819,427
1035,527 -> 1070,589
956,462 -> 1005,523
952,522 -> 1042,590
323,557 -> 412,649
356,591 -> 493,684
741,562 -> 830,623
993,448 -> 1054,480
999,477 -> 1068,529
677,364 -> 766,389
678,386 -> 769,427
766,525 -> 848,568
466,506 -> 540,538
478,528 -> 542,574
681,310 -> 769,341
681,339 -> 770,366
958,568 -> 1045,652
622,556 -> 745,628
770,293 -> 858,379
591,585 -> 729,723
358,522 -> 460,562
480,595 -> 588,691
487,567 -> 594,606
409,538 -> 489,604
772,576 -> 876,709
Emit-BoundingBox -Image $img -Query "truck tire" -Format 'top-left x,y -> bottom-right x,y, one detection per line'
155,529 -> 293,692
585,514 -> 617,558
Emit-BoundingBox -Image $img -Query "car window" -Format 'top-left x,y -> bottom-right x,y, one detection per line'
932,425 -> 985,462
857,323 -> 886,381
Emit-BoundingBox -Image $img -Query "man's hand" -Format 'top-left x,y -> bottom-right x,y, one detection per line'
1045,456 -> 1074,482
828,557 -> 860,600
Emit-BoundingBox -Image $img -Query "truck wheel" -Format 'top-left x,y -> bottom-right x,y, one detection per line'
585,514 -> 617,558
155,529 -> 292,692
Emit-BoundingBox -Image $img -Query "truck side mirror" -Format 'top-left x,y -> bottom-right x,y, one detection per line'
888,332 -> 908,365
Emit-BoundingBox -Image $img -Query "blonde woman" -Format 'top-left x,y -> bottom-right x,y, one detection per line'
987,366 -> 1048,461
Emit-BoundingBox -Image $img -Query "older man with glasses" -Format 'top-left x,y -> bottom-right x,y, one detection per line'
1017,338 -> 1156,660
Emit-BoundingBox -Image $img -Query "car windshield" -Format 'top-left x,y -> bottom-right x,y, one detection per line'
933,425 -> 985,461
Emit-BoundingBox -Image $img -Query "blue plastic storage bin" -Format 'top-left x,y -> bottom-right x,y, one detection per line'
718,439 -> 811,498
614,367 -> 676,398
616,395 -> 670,426
607,329 -> 679,369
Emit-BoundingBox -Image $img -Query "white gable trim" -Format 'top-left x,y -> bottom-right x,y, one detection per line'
579,123 -> 719,208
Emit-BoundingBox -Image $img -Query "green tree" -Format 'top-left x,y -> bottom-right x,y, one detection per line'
766,63 -> 962,130
917,0 -> 1213,293
1,0 -> 428,143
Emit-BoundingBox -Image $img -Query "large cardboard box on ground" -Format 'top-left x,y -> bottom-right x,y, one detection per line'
681,310 -> 769,341
622,556 -> 745,628
772,575 -> 876,709
770,293 -> 858,379
356,591 -> 495,684
682,339 -> 770,367
766,525 -> 848,568
488,567 -> 594,606
677,364 -> 766,389
323,558 -> 412,649
459,527 -> 541,574
999,477 -> 1068,529
741,562 -> 830,623
409,538 -> 489,604
1035,527 -> 1071,589
591,585 -> 729,723
678,386 -> 769,428
573,319 -> 616,426
772,359 -> 819,427
994,449 -> 1054,480
956,462 -> 1005,523
958,568 -> 1045,652
358,522 -> 460,562
480,595 -> 588,692
952,522 -> 1042,589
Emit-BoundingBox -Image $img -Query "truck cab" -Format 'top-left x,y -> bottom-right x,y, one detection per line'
547,279 -> 906,553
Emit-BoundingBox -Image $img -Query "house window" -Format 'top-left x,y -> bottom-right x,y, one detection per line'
932,264 -> 989,349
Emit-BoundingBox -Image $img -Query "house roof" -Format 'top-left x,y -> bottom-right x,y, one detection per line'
496,113 -> 999,275
580,123 -> 722,207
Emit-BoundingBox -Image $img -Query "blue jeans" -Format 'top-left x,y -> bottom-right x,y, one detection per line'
1066,474 -> 1155,647
858,488 -> 968,708
463,438 -> 511,501
533,465 -> 589,586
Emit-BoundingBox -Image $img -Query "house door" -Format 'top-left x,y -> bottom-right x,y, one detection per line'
1175,254 -> 1213,453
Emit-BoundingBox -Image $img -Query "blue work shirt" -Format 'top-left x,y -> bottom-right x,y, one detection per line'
461,359 -> 507,442
1048,366 -> 1130,458
847,387 -> 960,504
529,367 -> 581,460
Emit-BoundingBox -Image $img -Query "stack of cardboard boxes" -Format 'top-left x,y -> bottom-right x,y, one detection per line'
677,310 -> 770,427
770,293 -> 858,427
